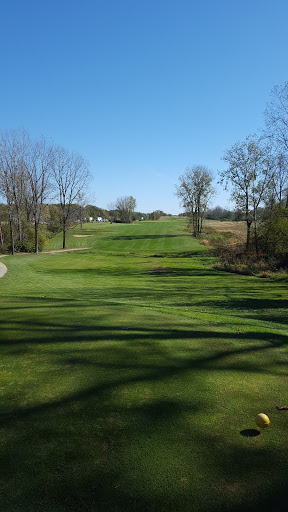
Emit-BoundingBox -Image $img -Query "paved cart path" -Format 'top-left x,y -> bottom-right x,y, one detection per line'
41,247 -> 91,254
0,261 -> 8,278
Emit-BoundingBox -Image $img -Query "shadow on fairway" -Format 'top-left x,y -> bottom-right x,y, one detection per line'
150,250 -> 207,258
146,266 -> 223,277
197,296 -> 288,326
0,334 -> 287,512
0,314 -> 287,350
107,234 -> 188,240
1,297 -> 288,510
200,297 -> 288,311
0,298 -> 288,512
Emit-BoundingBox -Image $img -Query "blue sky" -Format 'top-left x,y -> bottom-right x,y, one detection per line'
1,0 -> 288,214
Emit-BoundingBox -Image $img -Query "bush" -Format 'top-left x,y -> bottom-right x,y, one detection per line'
257,205 -> 288,267
12,226 -> 49,253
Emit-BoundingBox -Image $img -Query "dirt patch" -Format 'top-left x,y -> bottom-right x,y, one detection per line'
73,235 -> 94,238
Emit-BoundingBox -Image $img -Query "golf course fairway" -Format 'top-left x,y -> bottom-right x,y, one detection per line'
0,218 -> 287,512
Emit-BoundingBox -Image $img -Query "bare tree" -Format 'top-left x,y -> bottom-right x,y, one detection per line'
264,82 -> 288,153
0,130 -> 22,254
176,165 -> 214,237
0,129 -> 31,253
77,191 -> 96,229
263,82 -> 288,209
270,153 -> 288,207
221,136 -> 274,253
12,130 -> 30,241
0,203 -> 7,248
0,165 -> 15,254
51,146 -> 91,249
26,136 -> 53,253
114,195 -> 137,223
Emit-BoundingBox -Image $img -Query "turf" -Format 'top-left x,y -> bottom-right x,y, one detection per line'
0,219 -> 287,511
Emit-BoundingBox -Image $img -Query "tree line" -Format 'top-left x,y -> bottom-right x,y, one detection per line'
3,81 -> 287,263
176,81 -> 288,267
0,128 -> 91,254
0,129 -> 170,255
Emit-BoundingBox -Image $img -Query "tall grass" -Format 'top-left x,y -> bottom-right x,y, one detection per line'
203,220 -> 288,278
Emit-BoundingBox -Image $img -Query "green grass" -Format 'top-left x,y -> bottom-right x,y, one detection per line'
0,219 -> 287,511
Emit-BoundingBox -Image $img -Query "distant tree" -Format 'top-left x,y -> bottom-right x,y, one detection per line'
51,146 -> 91,249
86,205 -> 110,221
176,165 -> 214,237
148,210 -> 167,220
76,193 -> 88,229
233,208 -> 245,221
221,135 -> 274,253
131,211 -> 140,221
138,212 -> 148,221
86,204 -> 99,219
101,209 -> 110,221
205,206 -> 234,221
153,211 -> 160,221
114,195 -> 137,223
47,204 -> 62,234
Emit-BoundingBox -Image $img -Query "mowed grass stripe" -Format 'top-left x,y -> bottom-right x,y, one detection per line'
44,219 -> 193,255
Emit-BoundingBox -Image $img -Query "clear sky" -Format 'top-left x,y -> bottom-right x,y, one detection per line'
1,0 -> 288,214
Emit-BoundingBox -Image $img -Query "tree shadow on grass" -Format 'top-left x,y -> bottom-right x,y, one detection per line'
196,297 -> 288,327
199,297 -> 288,311
107,234 -> 188,241
1,336 -> 287,512
30,265 -> 222,278
0,317 -> 287,350
1,299 -> 288,510
149,249 -> 208,258
146,266 -> 224,277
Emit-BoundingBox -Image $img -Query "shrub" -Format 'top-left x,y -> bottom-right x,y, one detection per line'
12,226 -> 49,253
203,212 -> 288,276
257,205 -> 288,268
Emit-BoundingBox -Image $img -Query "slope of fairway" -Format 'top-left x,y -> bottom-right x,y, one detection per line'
45,217 -> 207,255
0,219 -> 287,512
